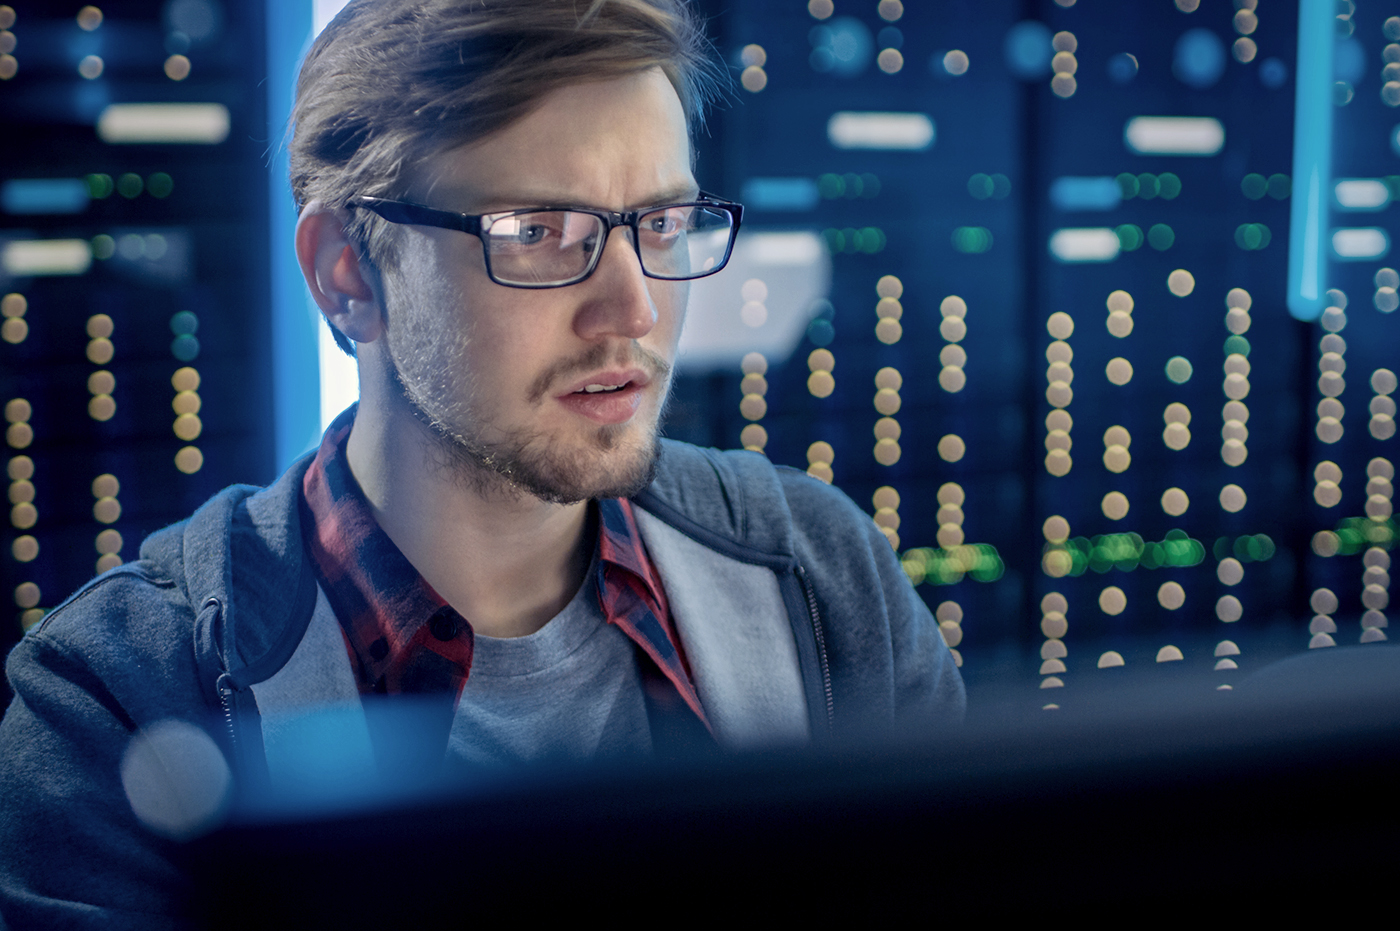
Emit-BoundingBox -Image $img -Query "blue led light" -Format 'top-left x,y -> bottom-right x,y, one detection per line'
1107,53 -> 1138,84
808,18 -> 873,77
1,179 -> 90,215
1287,0 -> 1335,321
1172,28 -> 1225,90
1334,37 -> 1364,83
1260,57 -> 1288,89
1049,177 -> 1122,212
741,177 -> 820,212
1003,21 -> 1052,80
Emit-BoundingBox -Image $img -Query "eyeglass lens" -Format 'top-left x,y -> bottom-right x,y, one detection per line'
481,205 -> 734,286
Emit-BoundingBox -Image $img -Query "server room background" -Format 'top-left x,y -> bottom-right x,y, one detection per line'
1,0 -> 1395,713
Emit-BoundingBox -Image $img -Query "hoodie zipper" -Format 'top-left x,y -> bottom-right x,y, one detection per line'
206,595 -> 240,763
215,672 -> 239,762
794,564 -> 834,731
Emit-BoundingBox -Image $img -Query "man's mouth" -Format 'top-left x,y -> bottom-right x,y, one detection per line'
559,368 -> 651,398
556,369 -> 652,425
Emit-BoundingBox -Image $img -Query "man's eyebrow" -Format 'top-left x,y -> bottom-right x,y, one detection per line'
465,185 -> 704,212
638,184 -> 703,206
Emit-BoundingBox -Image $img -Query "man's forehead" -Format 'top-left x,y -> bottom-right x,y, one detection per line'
409,69 -> 695,211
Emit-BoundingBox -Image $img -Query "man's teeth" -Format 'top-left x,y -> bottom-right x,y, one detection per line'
582,383 -> 625,393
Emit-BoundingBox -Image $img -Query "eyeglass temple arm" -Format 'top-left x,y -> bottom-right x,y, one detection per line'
348,197 -> 484,236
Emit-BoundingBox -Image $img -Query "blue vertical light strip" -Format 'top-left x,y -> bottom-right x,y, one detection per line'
1287,0 -> 1335,321
267,0 -> 320,469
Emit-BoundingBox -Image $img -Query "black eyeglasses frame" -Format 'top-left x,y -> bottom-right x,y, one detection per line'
347,193 -> 743,290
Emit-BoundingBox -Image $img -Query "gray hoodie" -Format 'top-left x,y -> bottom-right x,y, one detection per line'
0,438 -> 963,928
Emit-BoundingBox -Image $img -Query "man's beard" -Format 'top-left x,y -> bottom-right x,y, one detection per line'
382,332 -> 669,505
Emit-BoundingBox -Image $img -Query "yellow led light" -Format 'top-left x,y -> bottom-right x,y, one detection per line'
1099,587 -> 1127,616
174,445 -> 204,474
91,473 -> 119,498
93,497 -> 121,524
739,374 -> 767,397
173,413 -> 203,441
872,486 -> 900,510
873,439 -> 901,466
1167,269 -> 1196,297
739,423 -> 767,451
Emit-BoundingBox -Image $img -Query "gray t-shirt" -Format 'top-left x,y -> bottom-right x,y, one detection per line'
446,563 -> 652,767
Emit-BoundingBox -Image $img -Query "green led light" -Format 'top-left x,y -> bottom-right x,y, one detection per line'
1217,534 -> 1277,562
817,173 -> 844,198
1136,173 -> 1159,200
1241,173 -> 1268,199
859,173 -> 881,198
990,174 -> 1011,198
807,318 -> 834,346
1116,172 -> 1139,198
823,227 -> 886,255
952,226 -> 992,254
169,311 -> 198,336
1267,173 -> 1291,199
1245,534 -> 1275,561
1087,531 -> 1147,573
86,173 -> 114,199
116,173 -> 143,199
1158,173 -> 1181,199
1332,517 -> 1396,554
967,173 -> 994,199
171,334 -> 200,362
1165,356 -> 1193,384
1148,223 -> 1174,250
1235,223 -> 1271,251
902,544 -> 1004,586
91,234 -> 115,260
147,173 -> 174,198
1224,335 -> 1251,357
1115,224 -> 1143,251
1161,529 -> 1206,566
1043,530 -> 1203,577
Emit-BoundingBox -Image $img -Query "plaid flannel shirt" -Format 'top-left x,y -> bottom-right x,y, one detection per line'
299,408 -> 708,729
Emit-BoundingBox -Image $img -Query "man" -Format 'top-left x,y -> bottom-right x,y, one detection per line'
0,0 -> 963,925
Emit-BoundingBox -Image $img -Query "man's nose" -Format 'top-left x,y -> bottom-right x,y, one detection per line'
572,225 -> 658,341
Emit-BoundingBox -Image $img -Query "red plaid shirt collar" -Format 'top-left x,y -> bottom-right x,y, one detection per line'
299,407 -> 707,726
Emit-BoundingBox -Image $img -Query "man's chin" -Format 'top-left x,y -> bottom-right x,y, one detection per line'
522,430 -> 663,505
425,419 -> 662,505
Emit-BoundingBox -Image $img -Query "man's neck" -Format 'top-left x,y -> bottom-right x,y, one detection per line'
344,403 -> 591,640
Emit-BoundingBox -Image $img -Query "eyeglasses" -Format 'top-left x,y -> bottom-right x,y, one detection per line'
348,193 -> 743,289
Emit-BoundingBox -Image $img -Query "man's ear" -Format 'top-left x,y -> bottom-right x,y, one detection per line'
295,202 -> 386,344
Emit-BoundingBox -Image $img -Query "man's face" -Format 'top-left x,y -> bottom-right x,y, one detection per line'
375,68 -> 695,504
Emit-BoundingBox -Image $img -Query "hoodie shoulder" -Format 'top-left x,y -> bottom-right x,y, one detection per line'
637,439 -> 800,558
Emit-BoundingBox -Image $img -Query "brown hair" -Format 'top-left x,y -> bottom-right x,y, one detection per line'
290,0 -> 725,352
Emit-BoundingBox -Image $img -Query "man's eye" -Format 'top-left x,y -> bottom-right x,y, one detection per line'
519,224 -> 550,244
645,211 -> 686,236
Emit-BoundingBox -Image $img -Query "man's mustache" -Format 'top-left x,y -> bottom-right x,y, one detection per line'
526,341 -> 671,404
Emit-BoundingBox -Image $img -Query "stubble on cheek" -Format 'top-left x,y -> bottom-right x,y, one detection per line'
380,314 -> 673,502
